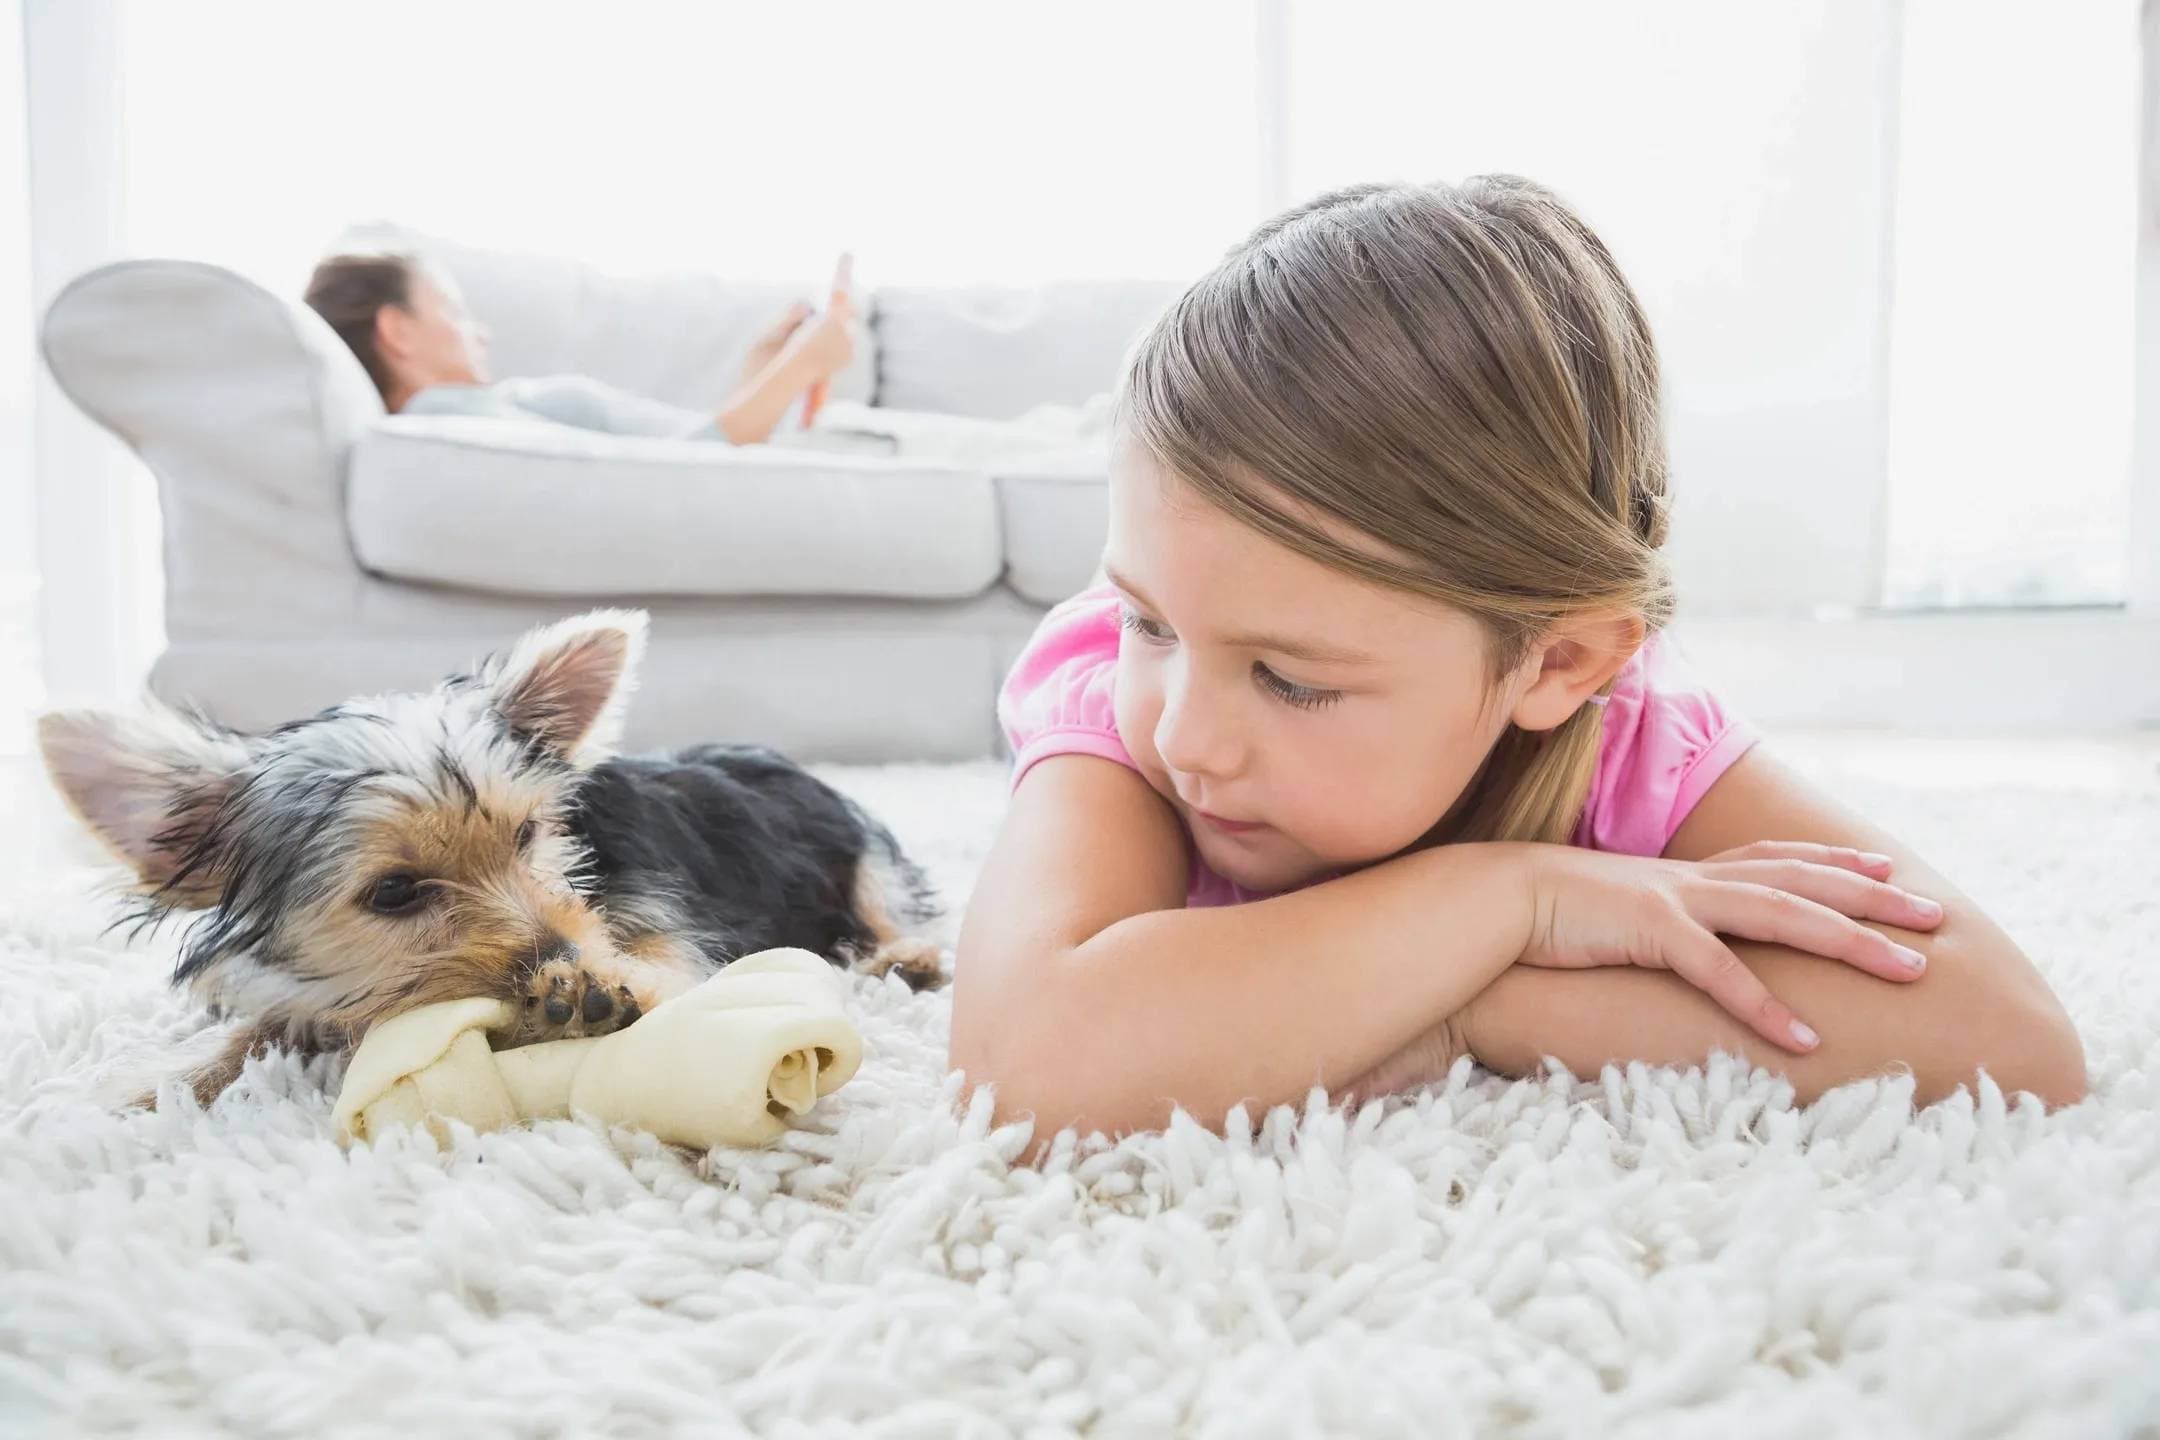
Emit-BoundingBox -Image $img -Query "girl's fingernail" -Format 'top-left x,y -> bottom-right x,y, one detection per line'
1791,1019 -> 1820,1049
1861,852 -> 1893,869
1911,896 -> 1944,919
1896,945 -> 1928,973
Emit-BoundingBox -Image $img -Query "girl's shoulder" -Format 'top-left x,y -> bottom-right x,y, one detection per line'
996,583 -> 1135,790
1575,629 -> 1762,856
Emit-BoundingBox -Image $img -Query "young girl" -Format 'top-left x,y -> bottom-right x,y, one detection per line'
951,176 -> 2086,1159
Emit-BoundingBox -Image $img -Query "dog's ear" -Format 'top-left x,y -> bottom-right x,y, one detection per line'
37,702 -> 254,905
484,608 -> 650,766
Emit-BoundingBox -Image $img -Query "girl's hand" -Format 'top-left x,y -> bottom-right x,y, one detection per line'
1521,841 -> 1944,1052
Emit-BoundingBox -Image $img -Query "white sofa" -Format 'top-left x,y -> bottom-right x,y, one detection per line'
40,227 -> 1177,760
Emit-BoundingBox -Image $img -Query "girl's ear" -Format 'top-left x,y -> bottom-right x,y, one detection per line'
1509,611 -> 1645,733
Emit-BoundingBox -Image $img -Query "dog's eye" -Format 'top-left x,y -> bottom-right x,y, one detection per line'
368,874 -> 426,916
515,819 -> 537,851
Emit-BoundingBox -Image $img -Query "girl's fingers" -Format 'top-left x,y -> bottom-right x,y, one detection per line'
1693,880 -> 1931,984
1713,858 -> 1944,931
1667,924 -> 1818,1052
1707,840 -> 1896,879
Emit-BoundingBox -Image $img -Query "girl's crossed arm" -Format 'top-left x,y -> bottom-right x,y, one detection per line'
1448,745 -> 2087,1110
951,749 -> 1970,1164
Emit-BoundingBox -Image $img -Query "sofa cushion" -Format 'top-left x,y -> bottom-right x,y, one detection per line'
873,281 -> 1177,419
331,221 -> 877,415
992,462 -> 1110,606
348,416 -> 1004,601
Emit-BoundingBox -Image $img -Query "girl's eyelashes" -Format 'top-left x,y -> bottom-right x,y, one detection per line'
1119,606 -> 1344,710
1254,664 -> 1342,710
1117,607 -> 1173,645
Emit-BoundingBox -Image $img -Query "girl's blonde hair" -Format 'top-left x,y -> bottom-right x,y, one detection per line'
1117,175 -> 1674,847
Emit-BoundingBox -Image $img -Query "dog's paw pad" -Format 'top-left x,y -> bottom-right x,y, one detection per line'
519,962 -> 644,1040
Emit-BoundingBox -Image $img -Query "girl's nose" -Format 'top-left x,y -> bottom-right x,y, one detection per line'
1153,669 -> 1241,781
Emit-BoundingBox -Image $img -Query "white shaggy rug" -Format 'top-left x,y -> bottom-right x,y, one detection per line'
3,742 -> 2158,1438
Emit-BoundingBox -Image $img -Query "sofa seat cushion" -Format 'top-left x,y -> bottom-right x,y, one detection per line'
348,416 -> 1005,600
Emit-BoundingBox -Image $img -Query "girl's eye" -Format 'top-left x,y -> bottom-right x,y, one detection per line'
367,874 -> 427,916
1254,663 -> 1342,711
1117,607 -> 1173,644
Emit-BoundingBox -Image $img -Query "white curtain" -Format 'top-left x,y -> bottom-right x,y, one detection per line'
0,0 -> 34,753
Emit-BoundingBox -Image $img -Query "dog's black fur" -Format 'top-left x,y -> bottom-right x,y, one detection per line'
567,742 -> 943,970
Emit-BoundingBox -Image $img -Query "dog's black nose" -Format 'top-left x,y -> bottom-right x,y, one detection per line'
581,985 -> 615,1024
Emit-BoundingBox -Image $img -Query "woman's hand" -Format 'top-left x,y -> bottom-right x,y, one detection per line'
1522,841 -> 1944,1052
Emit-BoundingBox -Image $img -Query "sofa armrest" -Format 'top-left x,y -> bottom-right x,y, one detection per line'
40,259 -> 383,638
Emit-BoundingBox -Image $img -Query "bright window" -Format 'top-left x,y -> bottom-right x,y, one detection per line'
115,0 -> 1261,291
1880,0 -> 2140,608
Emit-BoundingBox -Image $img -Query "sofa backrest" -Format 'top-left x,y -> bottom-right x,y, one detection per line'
872,281 -> 1180,420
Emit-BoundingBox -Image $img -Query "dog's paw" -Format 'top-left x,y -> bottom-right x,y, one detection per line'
511,957 -> 648,1043
850,937 -> 950,993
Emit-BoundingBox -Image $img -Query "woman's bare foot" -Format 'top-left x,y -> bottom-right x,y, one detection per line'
740,302 -> 813,386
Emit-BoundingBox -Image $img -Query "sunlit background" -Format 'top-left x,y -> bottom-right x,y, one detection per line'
0,0 -> 2146,751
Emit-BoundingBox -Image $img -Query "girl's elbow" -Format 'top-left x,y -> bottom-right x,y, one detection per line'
948,1055 -> 1099,1167
1926,965 -> 2088,1111
1980,1004 -> 2087,1110
947,973 -> 1088,1143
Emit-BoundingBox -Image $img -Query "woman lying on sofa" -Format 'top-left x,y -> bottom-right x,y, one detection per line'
304,249 -> 1116,459
304,250 -> 856,446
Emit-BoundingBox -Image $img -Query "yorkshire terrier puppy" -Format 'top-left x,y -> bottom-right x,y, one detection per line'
38,608 -> 949,1110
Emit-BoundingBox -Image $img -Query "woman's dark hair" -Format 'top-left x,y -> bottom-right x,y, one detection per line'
304,251 -> 420,403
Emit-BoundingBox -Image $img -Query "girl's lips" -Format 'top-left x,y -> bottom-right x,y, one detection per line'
1194,808 -> 1264,834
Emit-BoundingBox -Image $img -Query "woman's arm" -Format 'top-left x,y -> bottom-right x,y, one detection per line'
951,755 -> 1540,1161
1452,745 -> 2088,1108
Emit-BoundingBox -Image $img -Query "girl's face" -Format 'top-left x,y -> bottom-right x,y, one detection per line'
1105,436 -> 1531,896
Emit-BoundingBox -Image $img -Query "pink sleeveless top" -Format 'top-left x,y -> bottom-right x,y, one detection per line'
997,584 -> 1762,907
